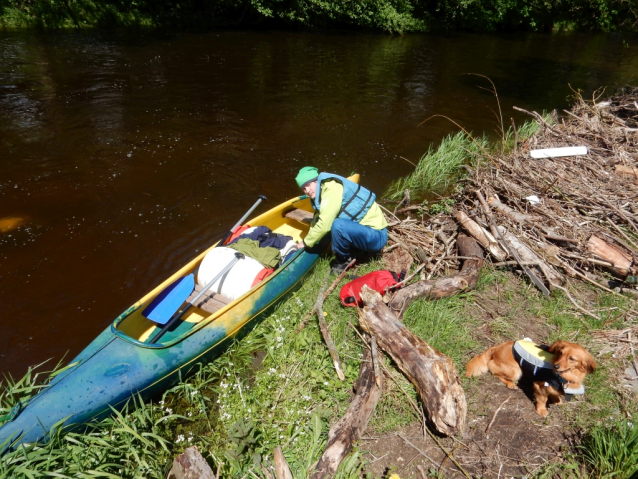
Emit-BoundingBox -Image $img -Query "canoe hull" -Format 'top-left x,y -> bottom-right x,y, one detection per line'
0,224 -> 320,449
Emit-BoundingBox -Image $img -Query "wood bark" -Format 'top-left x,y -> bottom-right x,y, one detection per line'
454,210 -> 507,261
273,446 -> 293,479
311,348 -> 383,479
388,234 -> 484,318
487,196 -> 537,224
587,235 -> 633,277
360,287 -> 467,436
497,226 -> 564,288
167,446 -> 215,479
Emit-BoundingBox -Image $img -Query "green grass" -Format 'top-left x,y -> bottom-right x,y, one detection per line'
385,131 -> 489,201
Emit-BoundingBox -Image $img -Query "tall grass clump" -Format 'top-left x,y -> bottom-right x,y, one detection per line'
579,419 -> 638,478
385,131 -> 489,200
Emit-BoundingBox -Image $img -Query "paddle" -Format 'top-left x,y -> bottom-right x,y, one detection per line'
142,195 -> 267,325
150,252 -> 246,344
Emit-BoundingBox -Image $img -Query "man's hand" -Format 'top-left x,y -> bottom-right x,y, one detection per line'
296,241 -> 305,250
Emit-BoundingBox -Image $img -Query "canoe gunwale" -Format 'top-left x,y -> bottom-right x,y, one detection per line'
110,247 -> 306,349
110,195 -> 313,349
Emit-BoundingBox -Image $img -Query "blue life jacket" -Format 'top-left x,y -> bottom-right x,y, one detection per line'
312,173 -> 376,223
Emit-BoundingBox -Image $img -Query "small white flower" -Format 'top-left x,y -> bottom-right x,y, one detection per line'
324,382 -> 329,386
280,435 -> 284,439
188,412 -> 193,417
165,408 -> 173,414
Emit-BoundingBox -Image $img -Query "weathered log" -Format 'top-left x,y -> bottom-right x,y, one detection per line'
477,190 -> 549,297
311,348 -> 383,479
497,226 -> 564,288
388,234 -> 484,318
487,196 -> 537,224
167,446 -> 215,479
615,164 -> 638,182
360,287 -> 466,436
454,210 -> 507,261
273,446 -> 293,479
587,235 -> 633,277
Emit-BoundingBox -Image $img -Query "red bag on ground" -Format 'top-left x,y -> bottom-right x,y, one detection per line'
339,270 -> 403,307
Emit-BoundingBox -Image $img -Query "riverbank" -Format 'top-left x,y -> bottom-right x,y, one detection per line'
2,89 -> 638,478
1,0 -> 637,33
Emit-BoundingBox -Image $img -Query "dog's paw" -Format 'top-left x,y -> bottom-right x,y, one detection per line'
536,407 -> 548,417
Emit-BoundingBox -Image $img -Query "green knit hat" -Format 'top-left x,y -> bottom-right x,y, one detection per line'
295,166 -> 319,189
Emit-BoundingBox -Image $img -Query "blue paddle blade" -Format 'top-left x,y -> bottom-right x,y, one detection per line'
142,275 -> 195,324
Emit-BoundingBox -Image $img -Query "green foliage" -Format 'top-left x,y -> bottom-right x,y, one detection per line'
1,0 -> 636,31
0,394 -> 174,478
385,131 -> 489,201
579,419 -> 638,478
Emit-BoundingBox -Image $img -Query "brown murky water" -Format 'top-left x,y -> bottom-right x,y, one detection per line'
1,30 -> 637,377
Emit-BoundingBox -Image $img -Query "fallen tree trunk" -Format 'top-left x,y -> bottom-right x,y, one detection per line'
360,287 -> 466,436
311,348 -> 383,479
497,225 -> 564,288
273,446 -> 293,479
488,196 -> 537,224
168,446 -> 215,479
587,235 -> 633,277
455,210 -> 507,261
388,234 -> 484,318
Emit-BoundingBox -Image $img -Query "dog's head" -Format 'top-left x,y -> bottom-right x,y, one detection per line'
548,340 -> 596,386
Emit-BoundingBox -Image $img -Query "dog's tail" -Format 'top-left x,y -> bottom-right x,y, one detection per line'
465,347 -> 496,377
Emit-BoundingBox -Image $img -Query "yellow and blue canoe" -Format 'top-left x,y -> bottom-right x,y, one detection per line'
0,192 -> 325,450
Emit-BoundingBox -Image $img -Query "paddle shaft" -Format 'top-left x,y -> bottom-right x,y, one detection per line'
190,194 -> 267,276
221,195 -> 267,245
150,252 -> 245,344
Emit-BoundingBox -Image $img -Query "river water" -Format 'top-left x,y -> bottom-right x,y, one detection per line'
1,30 -> 637,377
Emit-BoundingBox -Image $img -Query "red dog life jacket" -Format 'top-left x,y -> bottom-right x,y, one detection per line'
339,270 -> 403,307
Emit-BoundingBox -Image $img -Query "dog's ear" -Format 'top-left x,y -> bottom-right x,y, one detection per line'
578,353 -> 597,374
548,340 -> 566,354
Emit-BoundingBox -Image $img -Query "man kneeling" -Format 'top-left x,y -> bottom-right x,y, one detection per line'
295,167 -> 388,273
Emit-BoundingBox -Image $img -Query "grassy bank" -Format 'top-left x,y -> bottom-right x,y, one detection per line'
0,0 -> 637,33
3,109 -> 638,477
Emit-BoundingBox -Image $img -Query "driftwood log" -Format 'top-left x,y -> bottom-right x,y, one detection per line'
359,286 -> 467,436
587,235 -> 633,277
488,196 -> 537,224
389,234 -> 484,318
497,225 -> 564,288
454,210 -> 507,261
273,446 -> 293,479
311,348 -> 383,479
167,446 -> 215,479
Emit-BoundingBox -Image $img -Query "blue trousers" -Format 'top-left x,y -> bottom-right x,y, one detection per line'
331,218 -> 388,262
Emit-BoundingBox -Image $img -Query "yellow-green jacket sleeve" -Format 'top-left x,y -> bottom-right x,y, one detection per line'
303,181 -> 343,248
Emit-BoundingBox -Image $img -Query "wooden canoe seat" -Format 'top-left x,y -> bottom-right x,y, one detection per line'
185,285 -> 232,315
285,208 -> 314,224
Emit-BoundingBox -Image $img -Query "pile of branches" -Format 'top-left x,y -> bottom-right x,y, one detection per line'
383,89 -> 638,316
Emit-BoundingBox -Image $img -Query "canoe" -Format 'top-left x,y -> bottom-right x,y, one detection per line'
0,192 -> 324,451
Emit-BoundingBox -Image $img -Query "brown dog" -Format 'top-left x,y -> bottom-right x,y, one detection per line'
465,340 -> 596,417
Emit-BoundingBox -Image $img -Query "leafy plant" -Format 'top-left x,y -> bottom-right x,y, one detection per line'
579,419 -> 638,478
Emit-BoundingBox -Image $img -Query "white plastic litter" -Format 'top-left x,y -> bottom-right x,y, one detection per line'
530,146 -> 588,159
197,247 -> 266,300
525,195 -> 540,206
